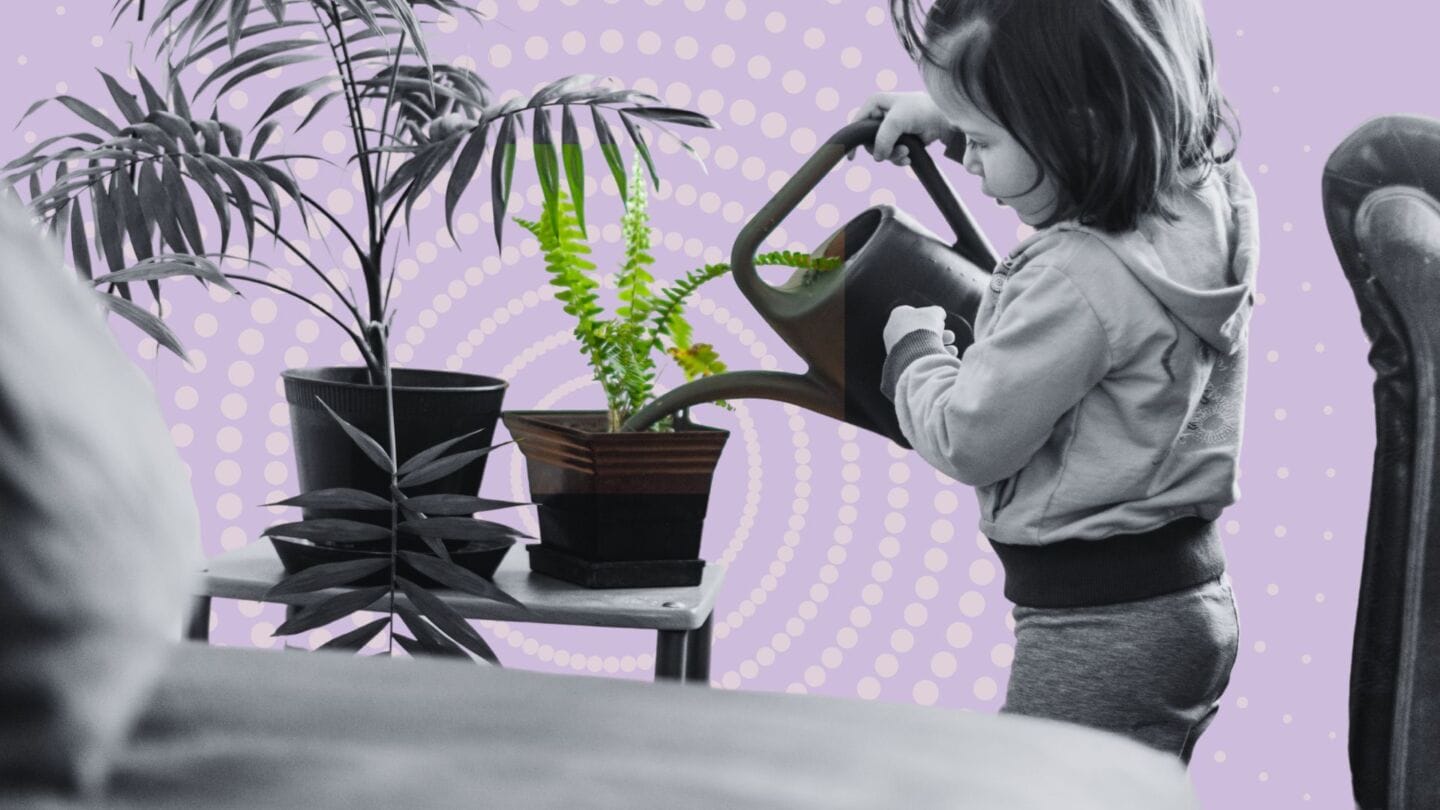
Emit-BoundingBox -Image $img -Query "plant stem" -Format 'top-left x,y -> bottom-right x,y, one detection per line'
250,217 -> 365,328
297,190 -> 367,275
376,174 -> 418,255
332,6 -> 383,321
379,322 -> 399,657
224,273 -> 378,373
374,29 -> 407,208
315,1 -> 383,330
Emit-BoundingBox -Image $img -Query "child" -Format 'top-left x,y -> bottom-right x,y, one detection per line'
860,0 -> 1256,763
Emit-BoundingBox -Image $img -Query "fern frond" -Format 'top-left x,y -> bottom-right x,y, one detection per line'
515,187 -> 608,368
648,262 -> 730,350
668,342 -> 727,381
516,170 -> 836,428
615,154 -> 657,327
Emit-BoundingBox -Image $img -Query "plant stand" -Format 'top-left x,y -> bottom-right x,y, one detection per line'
501,410 -> 729,588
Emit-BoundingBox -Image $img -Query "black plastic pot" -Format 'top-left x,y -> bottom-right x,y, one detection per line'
283,367 -> 508,530
270,537 -> 511,589
501,410 -> 729,588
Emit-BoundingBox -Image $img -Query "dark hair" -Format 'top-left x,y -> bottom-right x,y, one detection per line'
890,0 -> 1240,233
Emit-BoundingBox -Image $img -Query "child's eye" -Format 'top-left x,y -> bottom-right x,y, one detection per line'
965,137 -> 985,151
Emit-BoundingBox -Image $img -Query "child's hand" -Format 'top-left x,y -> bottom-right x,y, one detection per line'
847,92 -> 952,166
883,304 -> 956,355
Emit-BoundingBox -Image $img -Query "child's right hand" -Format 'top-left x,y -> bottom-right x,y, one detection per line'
846,92 -> 952,166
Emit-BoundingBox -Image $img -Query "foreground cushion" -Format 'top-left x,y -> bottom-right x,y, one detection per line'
0,198 -> 199,793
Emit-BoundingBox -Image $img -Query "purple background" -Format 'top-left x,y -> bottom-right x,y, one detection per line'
3,1 -> 1429,806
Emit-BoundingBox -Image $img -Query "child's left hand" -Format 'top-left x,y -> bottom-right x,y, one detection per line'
884,305 -> 957,355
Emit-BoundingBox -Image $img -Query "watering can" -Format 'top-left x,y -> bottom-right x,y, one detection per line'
620,119 -> 1000,448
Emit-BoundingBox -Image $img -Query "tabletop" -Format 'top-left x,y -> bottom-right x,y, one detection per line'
199,542 -> 726,631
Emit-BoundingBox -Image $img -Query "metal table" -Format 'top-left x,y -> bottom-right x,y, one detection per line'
188,541 -> 724,683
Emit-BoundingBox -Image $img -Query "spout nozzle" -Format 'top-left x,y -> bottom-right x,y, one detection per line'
619,370 -> 840,432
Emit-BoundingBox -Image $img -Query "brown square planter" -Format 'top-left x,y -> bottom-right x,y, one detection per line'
501,410 -> 729,588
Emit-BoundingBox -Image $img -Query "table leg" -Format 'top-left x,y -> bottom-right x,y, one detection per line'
186,596 -> 212,642
685,614 -> 713,686
655,630 -> 687,681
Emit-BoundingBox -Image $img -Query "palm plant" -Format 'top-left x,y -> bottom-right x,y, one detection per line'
4,0 -> 717,381
259,337 -> 532,662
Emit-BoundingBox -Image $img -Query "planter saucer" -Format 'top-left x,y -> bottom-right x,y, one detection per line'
526,544 -> 704,589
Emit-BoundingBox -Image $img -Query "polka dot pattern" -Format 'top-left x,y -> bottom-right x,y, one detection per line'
3,0 -> 1391,804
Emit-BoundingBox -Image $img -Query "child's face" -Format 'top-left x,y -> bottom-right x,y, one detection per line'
920,57 -> 1060,227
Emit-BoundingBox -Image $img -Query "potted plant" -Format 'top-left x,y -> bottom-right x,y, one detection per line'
502,158 -> 839,588
3,0 -> 719,532
260,322 -> 532,663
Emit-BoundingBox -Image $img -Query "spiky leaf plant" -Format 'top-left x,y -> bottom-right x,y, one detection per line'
259,322 -> 533,663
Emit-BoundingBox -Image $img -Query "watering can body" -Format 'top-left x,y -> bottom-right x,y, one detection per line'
623,120 -> 999,448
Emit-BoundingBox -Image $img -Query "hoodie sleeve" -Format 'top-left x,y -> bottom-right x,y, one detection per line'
880,264 -> 1112,488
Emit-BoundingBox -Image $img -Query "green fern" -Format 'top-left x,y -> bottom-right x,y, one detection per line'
514,192 -> 613,393
668,342 -> 728,379
514,154 -> 843,431
615,157 -> 657,328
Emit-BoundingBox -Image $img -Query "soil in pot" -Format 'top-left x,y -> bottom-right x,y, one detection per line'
501,410 -> 729,588
283,367 -> 508,531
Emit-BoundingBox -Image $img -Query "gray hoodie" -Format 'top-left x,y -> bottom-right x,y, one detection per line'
880,160 -> 1259,547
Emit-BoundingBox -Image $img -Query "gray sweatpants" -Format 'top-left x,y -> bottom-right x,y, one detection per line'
998,573 -> 1241,764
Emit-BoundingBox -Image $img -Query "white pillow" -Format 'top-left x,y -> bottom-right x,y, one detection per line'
0,197 -> 198,794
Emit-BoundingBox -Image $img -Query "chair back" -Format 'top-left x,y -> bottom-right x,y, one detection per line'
1323,114 -> 1440,810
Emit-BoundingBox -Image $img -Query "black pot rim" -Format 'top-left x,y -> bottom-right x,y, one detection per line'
283,365 -> 509,394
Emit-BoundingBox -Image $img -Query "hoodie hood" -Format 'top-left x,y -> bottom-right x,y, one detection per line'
1015,161 -> 1260,356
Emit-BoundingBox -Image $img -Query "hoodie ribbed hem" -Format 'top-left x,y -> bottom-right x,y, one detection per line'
987,516 -> 1225,608
880,329 -> 949,402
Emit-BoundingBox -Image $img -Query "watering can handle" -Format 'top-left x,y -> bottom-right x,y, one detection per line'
731,119 -> 1000,298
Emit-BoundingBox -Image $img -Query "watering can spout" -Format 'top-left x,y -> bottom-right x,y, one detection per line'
622,370 -> 842,432
621,120 -> 997,449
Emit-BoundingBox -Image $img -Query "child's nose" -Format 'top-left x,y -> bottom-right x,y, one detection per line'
962,146 -> 983,176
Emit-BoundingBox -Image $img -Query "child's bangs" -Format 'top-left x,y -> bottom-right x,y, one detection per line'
889,0 -> 1001,117
889,0 -> 991,70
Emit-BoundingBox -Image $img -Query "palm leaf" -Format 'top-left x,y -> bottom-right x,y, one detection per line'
560,104 -> 586,235
94,288 -> 188,361
98,71 -> 146,125
266,488 -> 393,511
396,443 -> 510,489
591,106 -> 628,207
444,119 -> 490,241
272,586 -> 390,636
265,558 -> 391,598
531,107 -> 559,239
400,494 -> 531,516
396,427 -> 494,475
316,397 -> 393,473
319,616 -> 390,652
261,518 -> 392,545
395,577 -> 499,665
617,109 -> 659,191
398,551 -> 526,610
490,111 -> 517,248
397,517 -> 529,544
